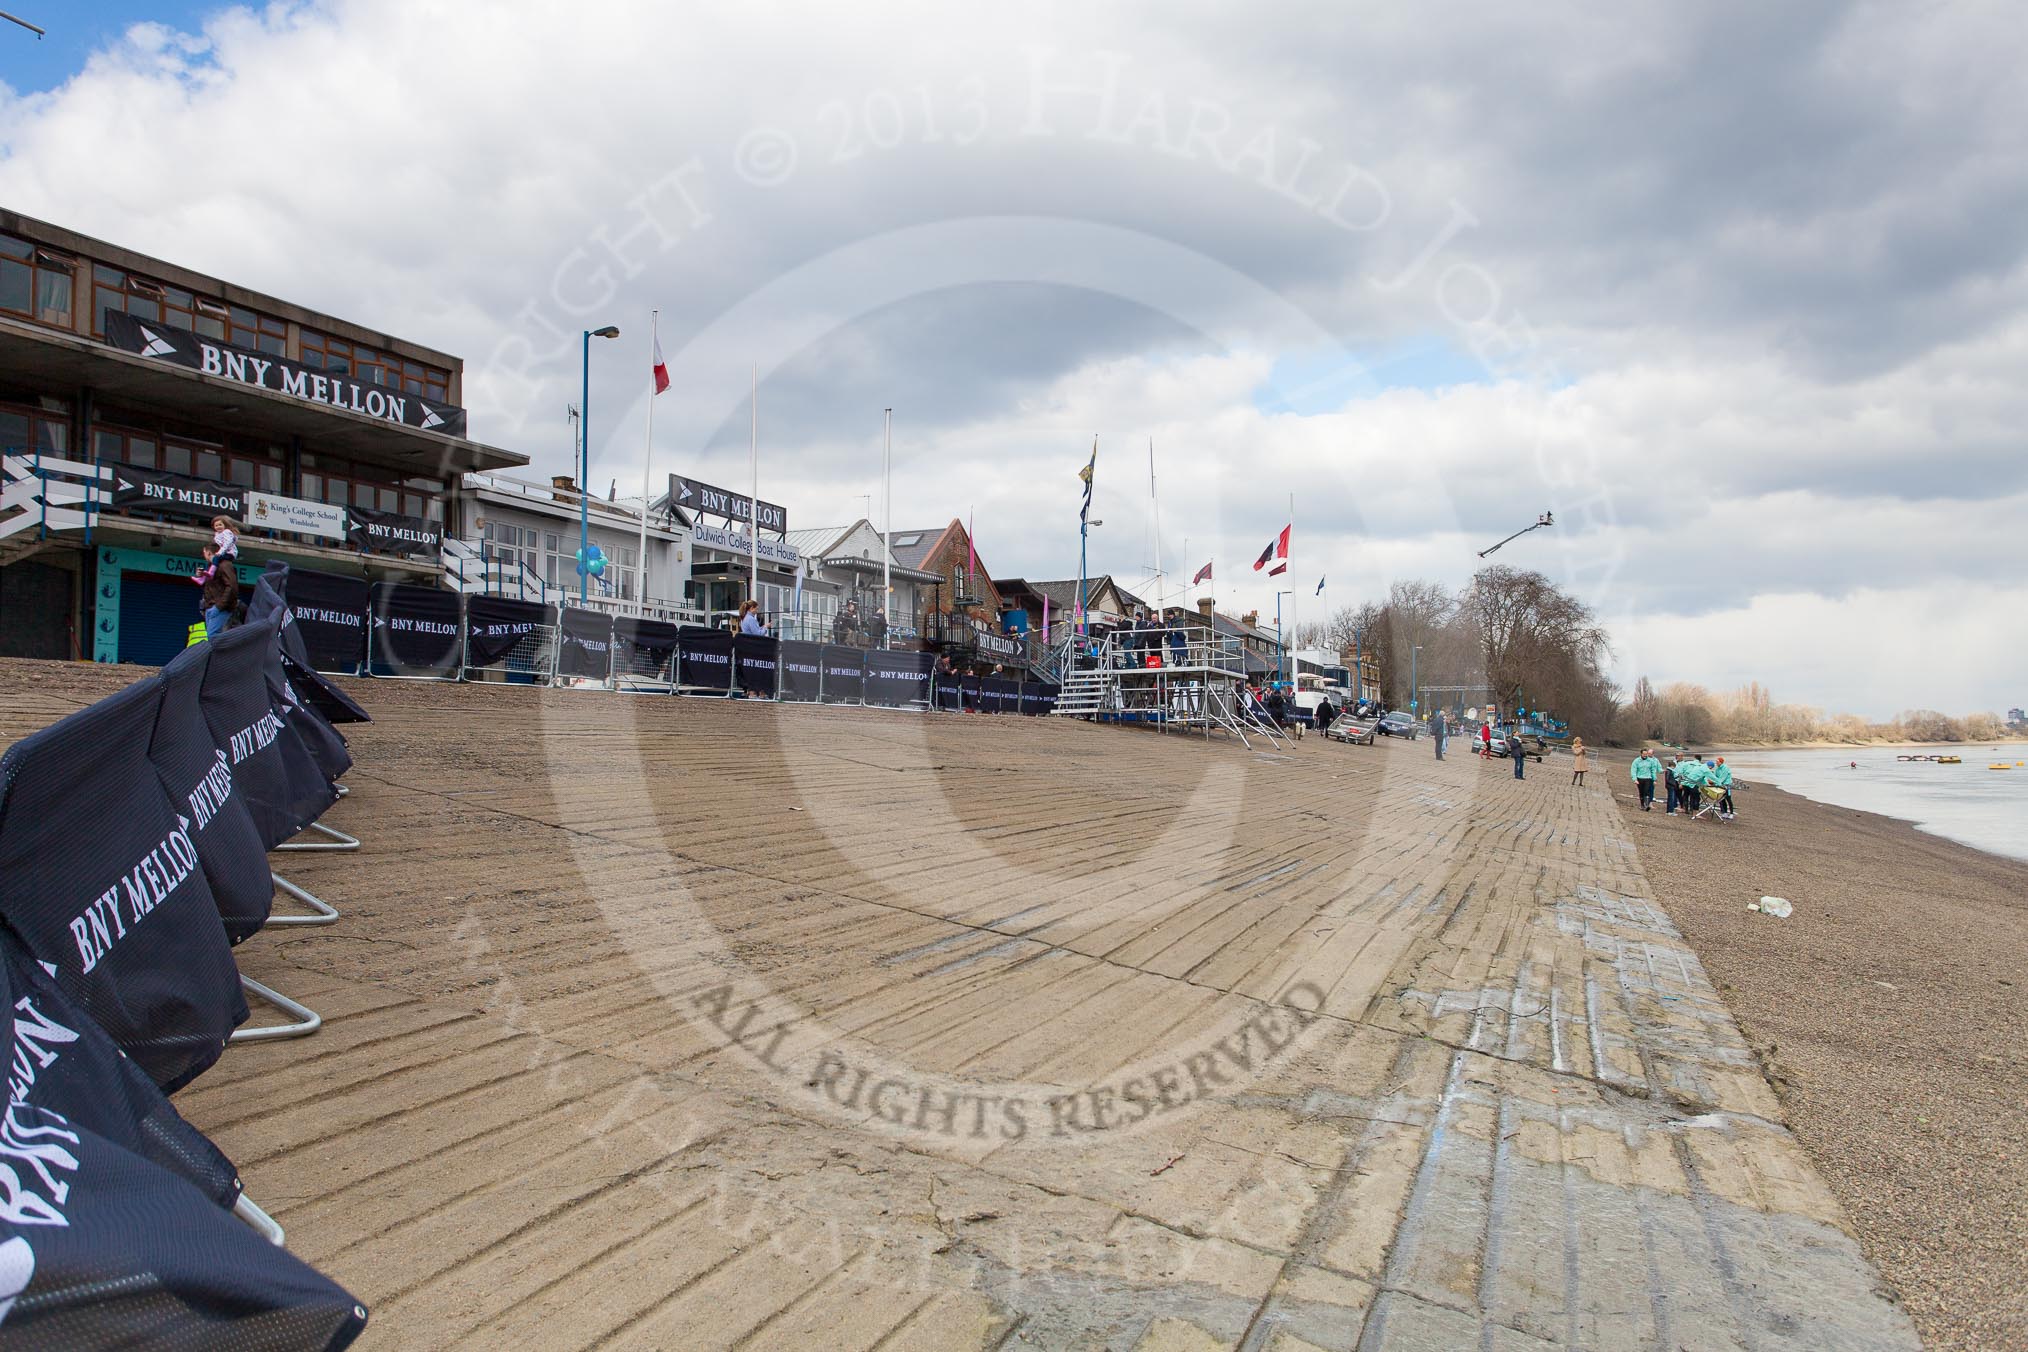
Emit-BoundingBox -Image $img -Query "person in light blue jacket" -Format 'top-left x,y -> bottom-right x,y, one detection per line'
1676,754 -> 1708,812
1630,749 -> 1661,810
1710,758 -> 1735,819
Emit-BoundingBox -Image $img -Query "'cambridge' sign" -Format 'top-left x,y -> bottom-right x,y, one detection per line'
105,312 -> 468,437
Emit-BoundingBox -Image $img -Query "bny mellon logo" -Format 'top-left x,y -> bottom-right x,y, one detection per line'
136,325 -> 177,359
417,403 -> 445,431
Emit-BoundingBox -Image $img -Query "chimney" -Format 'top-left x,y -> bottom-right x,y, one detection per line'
1241,610 -> 1259,629
1197,597 -> 1214,621
551,475 -> 577,494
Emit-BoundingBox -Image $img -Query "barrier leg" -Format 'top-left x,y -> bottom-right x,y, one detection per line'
268,871 -> 340,925
273,821 -> 359,852
234,1193 -> 286,1246
231,975 -> 323,1042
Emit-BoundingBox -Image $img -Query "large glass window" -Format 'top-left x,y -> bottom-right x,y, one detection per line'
482,521 -> 544,581
302,329 -> 451,403
90,263 -> 284,350
0,402 -> 69,456
0,236 -> 76,328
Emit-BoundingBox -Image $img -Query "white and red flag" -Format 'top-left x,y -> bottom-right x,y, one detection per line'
1252,525 -> 1290,572
652,334 -> 670,395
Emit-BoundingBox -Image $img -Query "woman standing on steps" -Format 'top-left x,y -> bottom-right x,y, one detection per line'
1570,736 -> 1589,786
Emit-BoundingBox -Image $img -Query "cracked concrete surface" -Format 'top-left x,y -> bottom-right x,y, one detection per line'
0,664 -> 1922,1349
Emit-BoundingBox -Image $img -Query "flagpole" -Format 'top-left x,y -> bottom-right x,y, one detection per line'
1287,490 -> 1296,685
882,408 -> 892,650
636,310 -> 656,617
1148,437 -> 1162,617
749,364 -> 759,618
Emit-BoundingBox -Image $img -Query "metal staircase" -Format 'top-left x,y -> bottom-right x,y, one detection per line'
439,537 -> 551,602
1,452 -> 103,568
1051,665 -> 1118,717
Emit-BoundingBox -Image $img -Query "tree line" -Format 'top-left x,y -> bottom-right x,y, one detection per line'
1296,566 -> 1617,735
1299,567 -> 2010,746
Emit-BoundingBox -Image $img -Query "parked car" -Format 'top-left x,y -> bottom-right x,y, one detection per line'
1376,711 -> 1422,740
1485,733 -> 1508,756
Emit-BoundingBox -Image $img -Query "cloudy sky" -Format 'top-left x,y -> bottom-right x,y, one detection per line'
4,2 -> 2023,716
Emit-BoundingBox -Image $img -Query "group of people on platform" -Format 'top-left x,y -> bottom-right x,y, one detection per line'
1629,749 -> 1737,819
829,599 -> 890,648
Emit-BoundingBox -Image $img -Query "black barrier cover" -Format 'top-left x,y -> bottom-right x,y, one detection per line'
1017,682 -> 1043,715
981,676 -> 1020,714
369,583 -> 462,676
0,676 -> 244,1092
0,1104 -> 369,1350
152,643 -> 274,945
465,595 -> 555,669
3,935 -> 240,1209
733,633 -> 778,693
275,646 -> 356,788
613,617 -> 679,685
557,608 -> 614,680
779,640 -> 823,702
1,938 -> 369,1349
819,644 -> 864,702
961,675 -> 982,712
1034,680 -> 1060,714
250,565 -> 371,725
678,626 -> 734,691
278,565 -> 368,673
865,649 -> 930,707
932,670 -> 962,711
205,621 -> 341,848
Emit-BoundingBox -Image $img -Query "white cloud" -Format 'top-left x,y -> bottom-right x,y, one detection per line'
3,0 -> 2024,713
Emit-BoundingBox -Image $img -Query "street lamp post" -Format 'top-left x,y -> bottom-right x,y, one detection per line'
1411,644 -> 1423,716
578,324 -> 620,605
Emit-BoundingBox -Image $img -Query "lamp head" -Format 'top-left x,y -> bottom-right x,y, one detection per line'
590,325 -> 620,339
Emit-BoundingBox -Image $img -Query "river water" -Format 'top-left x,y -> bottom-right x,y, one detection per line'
1718,746 -> 2028,863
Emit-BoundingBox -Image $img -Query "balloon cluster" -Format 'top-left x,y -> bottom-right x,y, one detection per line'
575,544 -> 607,578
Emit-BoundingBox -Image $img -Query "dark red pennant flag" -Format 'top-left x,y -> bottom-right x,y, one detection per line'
1193,561 -> 1212,584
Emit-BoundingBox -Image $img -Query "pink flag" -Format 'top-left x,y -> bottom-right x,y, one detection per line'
652,335 -> 670,395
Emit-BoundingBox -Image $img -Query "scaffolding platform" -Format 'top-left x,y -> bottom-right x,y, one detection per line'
1047,629 -> 1295,750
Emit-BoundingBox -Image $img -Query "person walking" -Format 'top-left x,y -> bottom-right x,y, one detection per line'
1509,723 -> 1528,779
1631,748 -> 1660,810
1663,755 -> 1681,814
1712,757 -> 1736,819
1570,736 -> 1589,786
1432,709 -> 1448,760
1479,720 -> 1493,759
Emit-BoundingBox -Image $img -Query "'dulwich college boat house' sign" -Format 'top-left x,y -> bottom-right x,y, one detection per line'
104,311 -> 469,438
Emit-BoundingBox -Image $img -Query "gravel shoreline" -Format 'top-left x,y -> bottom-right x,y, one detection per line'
1606,754 -> 2027,1350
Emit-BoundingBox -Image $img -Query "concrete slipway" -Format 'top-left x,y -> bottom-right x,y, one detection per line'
0,662 -> 1921,1350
